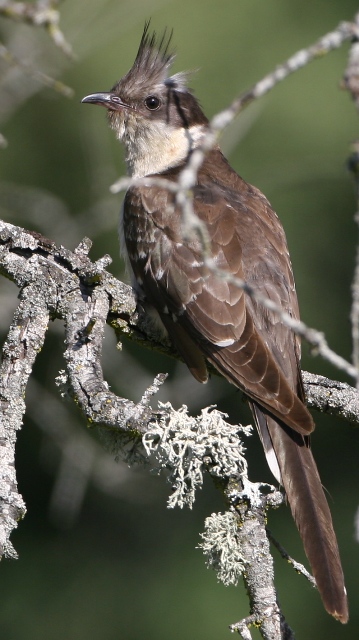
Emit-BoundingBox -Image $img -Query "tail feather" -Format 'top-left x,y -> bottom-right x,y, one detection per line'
252,403 -> 348,623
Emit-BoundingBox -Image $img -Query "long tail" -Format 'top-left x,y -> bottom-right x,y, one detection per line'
252,404 -> 348,623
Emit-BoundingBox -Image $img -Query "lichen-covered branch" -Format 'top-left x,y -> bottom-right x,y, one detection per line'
226,482 -> 294,640
303,371 -> 359,425
0,221 -> 160,556
0,222 -> 166,434
0,285 -> 49,557
0,220 -> 357,431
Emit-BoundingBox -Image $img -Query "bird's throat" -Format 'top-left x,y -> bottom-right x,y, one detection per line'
122,120 -> 206,177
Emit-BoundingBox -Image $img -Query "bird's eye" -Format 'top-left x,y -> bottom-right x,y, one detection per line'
144,95 -> 161,111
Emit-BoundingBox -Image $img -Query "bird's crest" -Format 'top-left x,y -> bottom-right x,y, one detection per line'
112,21 -> 190,97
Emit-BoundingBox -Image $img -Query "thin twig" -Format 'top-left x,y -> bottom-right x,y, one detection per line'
175,17 -> 359,203
267,529 -> 316,587
344,15 -> 359,387
0,42 -> 74,97
0,0 -> 74,57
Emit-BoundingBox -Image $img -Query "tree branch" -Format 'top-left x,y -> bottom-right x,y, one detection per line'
0,283 -> 48,557
1,219 -> 357,428
227,482 -> 294,640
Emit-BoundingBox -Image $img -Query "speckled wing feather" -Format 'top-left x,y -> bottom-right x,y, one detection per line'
123,147 -> 347,622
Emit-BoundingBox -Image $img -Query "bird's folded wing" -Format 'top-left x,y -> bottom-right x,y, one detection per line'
126,177 -> 314,435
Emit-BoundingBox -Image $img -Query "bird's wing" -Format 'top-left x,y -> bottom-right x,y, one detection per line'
124,165 -> 313,436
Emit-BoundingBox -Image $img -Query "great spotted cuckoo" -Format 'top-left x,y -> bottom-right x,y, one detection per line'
82,23 -> 348,623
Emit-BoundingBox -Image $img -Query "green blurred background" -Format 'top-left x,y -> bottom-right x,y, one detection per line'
0,1 -> 359,638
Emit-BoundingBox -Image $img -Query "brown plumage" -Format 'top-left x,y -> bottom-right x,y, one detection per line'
82,23 -> 348,622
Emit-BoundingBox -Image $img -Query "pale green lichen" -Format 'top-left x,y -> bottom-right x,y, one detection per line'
198,511 -> 246,586
143,403 -> 251,509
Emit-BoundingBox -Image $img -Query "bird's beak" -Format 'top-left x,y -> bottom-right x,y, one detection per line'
81,92 -> 130,111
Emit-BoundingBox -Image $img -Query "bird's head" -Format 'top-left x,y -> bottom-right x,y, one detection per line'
82,22 -> 208,177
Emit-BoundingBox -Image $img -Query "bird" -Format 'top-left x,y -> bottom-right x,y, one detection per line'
82,22 -> 348,623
